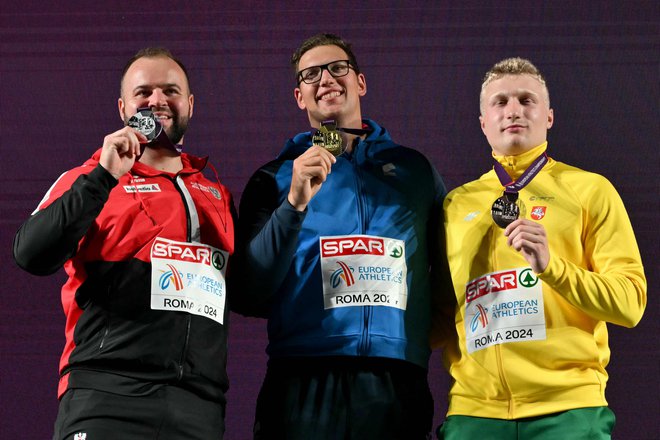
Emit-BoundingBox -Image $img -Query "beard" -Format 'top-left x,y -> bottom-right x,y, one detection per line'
164,114 -> 189,145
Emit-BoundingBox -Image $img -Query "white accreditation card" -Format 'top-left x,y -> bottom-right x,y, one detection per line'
150,237 -> 228,325
319,235 -> 407,310
464,267 -> 546,353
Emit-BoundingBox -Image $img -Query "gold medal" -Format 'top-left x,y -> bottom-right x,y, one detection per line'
312,120 -> 343,156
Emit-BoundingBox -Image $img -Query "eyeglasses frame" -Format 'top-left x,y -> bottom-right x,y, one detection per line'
296,59 -> 355,85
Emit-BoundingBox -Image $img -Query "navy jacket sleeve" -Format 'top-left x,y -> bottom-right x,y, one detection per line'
13,164 -> 117,275
230,162 -> 305,317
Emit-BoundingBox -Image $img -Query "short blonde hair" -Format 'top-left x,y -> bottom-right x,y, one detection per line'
480,57 -> 550,113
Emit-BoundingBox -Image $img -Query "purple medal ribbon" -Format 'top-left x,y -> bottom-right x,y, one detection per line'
494,152 -> 548,197
490,152 -> 548,228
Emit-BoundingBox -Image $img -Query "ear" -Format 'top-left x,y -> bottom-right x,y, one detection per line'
118,98 -> 126,122
294,87 -> 306,110
357,73 -> 367,96
188,94 -> 194,118
546,108 -> 554,129
479,114 -> 486,135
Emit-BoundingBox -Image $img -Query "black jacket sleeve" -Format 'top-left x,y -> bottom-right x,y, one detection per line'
229,163 -> 306,317
13,164 -> 117,276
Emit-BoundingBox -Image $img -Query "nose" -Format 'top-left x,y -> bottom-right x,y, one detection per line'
506,99 -> 522,118
319,67 -> 337,85
148,89 -> 167,108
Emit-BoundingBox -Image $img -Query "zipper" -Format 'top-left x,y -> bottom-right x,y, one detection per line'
172,175 -> 195,381
491,226 -> 514,416
99,326 -> 110,351
351,144 -> 371,356
177,317 -> 192,380
98,284 -> 112,351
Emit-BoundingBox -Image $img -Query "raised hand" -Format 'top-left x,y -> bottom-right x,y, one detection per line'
287,145 -> 336,211
99,126 -> 147,179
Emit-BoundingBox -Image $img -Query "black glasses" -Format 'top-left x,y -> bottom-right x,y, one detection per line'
297,60 -> 355,84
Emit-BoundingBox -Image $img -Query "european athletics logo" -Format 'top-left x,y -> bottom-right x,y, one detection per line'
469,303 -> 489,333
330,261 -> 355,288
159,263 -> 184,291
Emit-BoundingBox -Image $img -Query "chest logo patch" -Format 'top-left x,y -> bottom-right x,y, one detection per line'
530,206 -> 547,220
123,184 -> 161,193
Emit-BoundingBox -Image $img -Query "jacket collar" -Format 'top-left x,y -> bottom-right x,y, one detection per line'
492,142 -> 549,179
87,148 -> 208,177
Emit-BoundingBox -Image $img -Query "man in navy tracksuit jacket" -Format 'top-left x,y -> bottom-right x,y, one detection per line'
232,33 -> 449,440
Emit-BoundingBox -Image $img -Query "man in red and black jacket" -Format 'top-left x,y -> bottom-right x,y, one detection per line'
13,47 -> 235,440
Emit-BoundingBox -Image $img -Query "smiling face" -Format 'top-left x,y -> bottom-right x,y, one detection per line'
479,74 -> 553,156
118,56 -> 194,145
293,44 -> 367,129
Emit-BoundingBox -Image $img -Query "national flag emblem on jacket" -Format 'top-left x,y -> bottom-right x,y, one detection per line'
531,206 -> 547,220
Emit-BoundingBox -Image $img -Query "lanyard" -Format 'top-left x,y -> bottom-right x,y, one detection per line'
493,152 -> 548,196
491,152 -> 548,228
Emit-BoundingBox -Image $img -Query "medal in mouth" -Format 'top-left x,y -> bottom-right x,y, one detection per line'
127,108 -> 182,154
128,108 -> 162,142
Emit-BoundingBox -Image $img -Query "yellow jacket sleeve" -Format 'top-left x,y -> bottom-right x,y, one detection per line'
538,173 -> 646,327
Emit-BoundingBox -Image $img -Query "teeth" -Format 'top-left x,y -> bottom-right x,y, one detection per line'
321,91 -> 342,101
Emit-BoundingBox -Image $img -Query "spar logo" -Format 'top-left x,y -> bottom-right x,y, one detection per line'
152,239 -> 213,265
321,236 -> 385,257
211,250 -> 226,271
466,270 -> 517,303
159,264 -> 184,291
469,303 -> 489,333
386,241 -> 404,258
519,268 -> 539,287
330,261 -> 355,287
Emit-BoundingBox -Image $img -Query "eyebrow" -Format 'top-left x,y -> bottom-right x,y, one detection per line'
133,83 -> 182,93
488,89 -> 539,102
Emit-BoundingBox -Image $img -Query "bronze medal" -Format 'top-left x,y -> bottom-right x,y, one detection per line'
491,193 -> 520,228
312,120 -> 343,156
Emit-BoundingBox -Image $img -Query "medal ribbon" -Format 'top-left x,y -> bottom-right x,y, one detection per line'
493,152 -> 548,199
315,120 -> 372,137
312,120 -> 372,156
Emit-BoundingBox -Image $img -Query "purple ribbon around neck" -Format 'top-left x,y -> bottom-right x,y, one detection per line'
493,152 -> 548,196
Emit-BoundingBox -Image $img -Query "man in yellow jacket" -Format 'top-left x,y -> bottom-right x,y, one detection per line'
436,57 -> 647,439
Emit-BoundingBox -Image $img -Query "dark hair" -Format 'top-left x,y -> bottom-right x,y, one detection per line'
120,47 -> 191,96
291,33 -> 360,79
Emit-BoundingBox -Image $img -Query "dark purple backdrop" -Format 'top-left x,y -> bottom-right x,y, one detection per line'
1,2 -> 658,439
